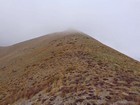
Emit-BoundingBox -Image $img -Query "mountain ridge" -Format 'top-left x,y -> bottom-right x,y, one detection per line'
0,31 -> 140,105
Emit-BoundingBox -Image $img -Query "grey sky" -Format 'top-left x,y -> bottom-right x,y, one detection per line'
0,0 -> 140,61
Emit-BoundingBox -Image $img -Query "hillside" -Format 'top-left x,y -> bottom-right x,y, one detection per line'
0,31 -> 140,105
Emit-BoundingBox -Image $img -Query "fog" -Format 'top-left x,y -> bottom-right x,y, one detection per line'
0,0 -> 140,61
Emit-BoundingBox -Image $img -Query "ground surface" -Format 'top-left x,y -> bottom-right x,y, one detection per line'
0,31 -> 140,105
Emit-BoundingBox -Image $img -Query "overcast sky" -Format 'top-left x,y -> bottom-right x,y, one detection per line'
0,0 -> 140,61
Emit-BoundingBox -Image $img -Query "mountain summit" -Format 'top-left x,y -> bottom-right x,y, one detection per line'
0,31 -> 140,105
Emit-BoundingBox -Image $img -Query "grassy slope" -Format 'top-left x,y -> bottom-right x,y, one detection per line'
0,31 -> 140,105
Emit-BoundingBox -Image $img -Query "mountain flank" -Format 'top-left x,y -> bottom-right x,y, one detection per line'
0,31 -> 140,105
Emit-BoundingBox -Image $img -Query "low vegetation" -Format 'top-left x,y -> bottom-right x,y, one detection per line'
0,31 -> 140,105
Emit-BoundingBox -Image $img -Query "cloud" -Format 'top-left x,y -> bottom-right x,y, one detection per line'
0,0 -> 140,61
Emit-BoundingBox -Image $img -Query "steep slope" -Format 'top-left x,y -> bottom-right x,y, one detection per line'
0,31 -> 140,105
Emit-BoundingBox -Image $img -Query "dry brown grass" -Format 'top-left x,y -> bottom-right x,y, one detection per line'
0,31 -> 140,105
